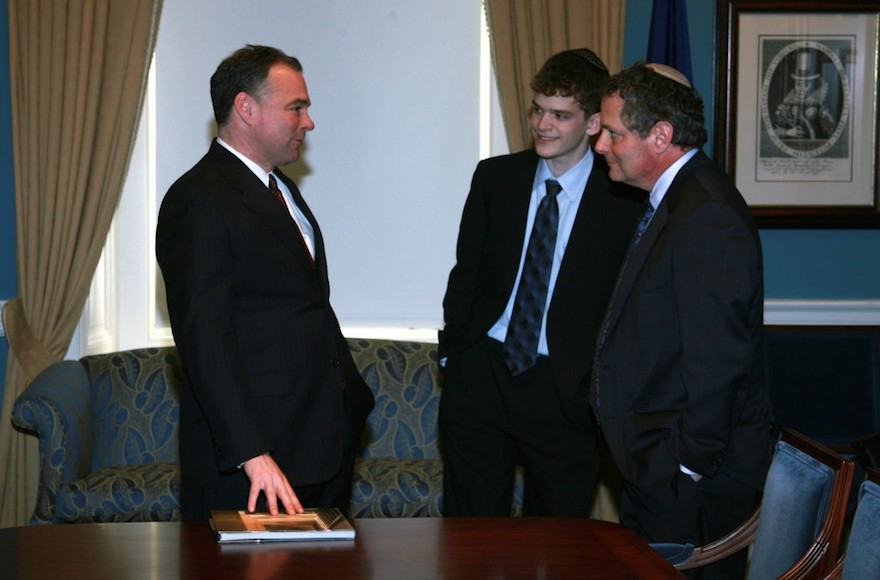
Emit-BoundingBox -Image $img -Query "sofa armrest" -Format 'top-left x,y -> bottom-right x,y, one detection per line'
11,360 -> 94,523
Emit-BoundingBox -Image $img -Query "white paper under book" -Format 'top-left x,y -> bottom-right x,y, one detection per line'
209,508 -> 356,543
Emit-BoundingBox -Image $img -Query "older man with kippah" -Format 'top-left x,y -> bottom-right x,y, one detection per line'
593,62 -> 773,579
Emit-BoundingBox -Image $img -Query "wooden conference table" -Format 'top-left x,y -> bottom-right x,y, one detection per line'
0,517 -> 682,579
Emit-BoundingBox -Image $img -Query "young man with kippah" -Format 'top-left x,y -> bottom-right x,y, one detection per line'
439,49 -> 642,517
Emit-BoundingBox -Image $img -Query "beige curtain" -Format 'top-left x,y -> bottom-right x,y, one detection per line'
485,0 -> 626,152
0,0 -> 163,527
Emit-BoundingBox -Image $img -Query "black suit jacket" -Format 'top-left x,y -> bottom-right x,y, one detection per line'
593,150 -> 772,512
156,140 -> 374,492
440,149 -> 642,422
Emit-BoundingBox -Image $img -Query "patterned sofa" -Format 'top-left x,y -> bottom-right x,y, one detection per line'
11,339 -> 457,523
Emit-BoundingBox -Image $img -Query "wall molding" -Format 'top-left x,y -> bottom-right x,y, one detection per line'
346,300 -> 880,341
5,300 -> 880,343
764,299 -> 880,325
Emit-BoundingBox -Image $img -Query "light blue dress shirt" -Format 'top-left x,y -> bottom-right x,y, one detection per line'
487,150 -> 594,356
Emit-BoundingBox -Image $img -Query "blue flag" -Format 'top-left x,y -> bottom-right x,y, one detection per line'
647,0 -> 693,83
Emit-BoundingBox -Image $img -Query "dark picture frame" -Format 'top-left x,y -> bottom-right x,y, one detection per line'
716,0 -> 880,227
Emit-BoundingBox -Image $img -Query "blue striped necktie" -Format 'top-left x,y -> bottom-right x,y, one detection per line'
503,179 -> 562,376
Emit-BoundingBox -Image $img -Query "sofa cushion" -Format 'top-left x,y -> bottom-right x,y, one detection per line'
83,348 -> 182,469
348,339 -> 441,460
350,457 -> 443,517
55,462 -> 181,523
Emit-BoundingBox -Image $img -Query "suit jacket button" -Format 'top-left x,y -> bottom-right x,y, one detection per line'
330,358 -> 341,366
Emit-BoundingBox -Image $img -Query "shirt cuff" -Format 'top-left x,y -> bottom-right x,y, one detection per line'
679,464 -> 701,477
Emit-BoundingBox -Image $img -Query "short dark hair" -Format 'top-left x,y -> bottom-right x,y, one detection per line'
210,44 -> 303,126
604,62 -> 707,148
530,48 -> 609,116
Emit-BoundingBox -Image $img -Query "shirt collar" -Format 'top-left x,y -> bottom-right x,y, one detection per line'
649,147 -> 698,209
534,148 -> 594,202
217,137 -> 273,187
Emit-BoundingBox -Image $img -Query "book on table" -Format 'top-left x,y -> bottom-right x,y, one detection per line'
209,508 -> 356,543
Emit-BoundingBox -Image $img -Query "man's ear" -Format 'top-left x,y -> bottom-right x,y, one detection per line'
586,112 -> 601,136
651,121 -> 674,151
233,91 -> 255,125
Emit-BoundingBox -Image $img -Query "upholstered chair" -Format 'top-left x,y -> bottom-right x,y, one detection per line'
12,347 -> 182,523
825,468 -> 880,580
652,429 -> 855,578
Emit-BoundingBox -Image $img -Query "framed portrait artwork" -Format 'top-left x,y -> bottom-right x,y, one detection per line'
716,1 -> 880,227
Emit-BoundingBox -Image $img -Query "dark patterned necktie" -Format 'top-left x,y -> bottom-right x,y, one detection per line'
269,174 -> 314,268
503,179 -> 562,376
631,199 -> 655,247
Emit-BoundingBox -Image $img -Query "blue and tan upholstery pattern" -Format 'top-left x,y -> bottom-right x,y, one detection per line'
12,347 -> 182,523
347,339 -> 444,517
14,339 -> 522,523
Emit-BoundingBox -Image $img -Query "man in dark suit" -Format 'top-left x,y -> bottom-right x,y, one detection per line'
156,45 -> 374,521
593,63 -> 773,578
439,49 -> 642,517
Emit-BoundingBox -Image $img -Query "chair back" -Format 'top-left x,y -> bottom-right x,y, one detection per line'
748,430 -> 854,579
840,469 -> 880,580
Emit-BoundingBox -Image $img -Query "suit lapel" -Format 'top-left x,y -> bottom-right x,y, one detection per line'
497,153 -> 542,286
599,152 -> 706,344
238,174 -> 313,264
275,170 -> 330,288
601,199 -> 667,343
553,163 -> 609,290
208,142 -> 320,279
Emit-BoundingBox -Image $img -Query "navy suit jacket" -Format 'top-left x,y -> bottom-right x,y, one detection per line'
440,149 -> 642,424
593,150 -> 772,512
156,140 -> 374,492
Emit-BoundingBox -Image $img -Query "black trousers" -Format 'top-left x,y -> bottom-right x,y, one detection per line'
439,337 -> 599,517
620,470 -> 760,580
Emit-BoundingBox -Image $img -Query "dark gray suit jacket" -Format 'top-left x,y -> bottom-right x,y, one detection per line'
593,150 -> 772,512
156,140 -> 374,492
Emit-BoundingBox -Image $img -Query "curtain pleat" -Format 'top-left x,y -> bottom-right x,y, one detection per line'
0,0 -> 163,527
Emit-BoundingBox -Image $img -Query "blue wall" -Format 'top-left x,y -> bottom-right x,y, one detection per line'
625,0 -> 880,299
1,0 -> 15,403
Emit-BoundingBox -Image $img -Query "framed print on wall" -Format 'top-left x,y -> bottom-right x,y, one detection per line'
716,0 -> 880,227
